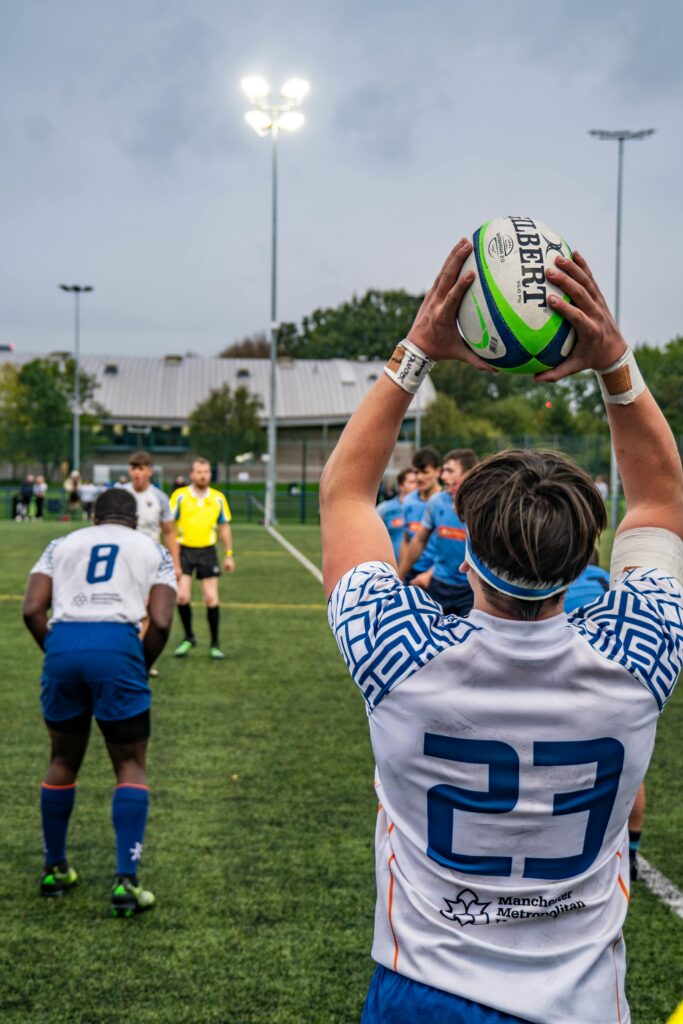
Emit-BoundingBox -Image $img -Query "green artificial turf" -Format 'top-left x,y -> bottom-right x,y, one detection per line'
0,521 -> 681,1023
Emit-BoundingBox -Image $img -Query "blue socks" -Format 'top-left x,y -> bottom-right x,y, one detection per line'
112,785 -> 149,877
41,783 -> 76,866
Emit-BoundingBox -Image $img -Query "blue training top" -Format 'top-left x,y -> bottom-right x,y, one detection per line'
564,564 -> 610,612
421,490 -> 470,591
376,496 -> 407,560
401,490 -> 440,573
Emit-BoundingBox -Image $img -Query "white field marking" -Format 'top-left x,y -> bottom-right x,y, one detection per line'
637,854 -> 683,921
265,524 -> 324,586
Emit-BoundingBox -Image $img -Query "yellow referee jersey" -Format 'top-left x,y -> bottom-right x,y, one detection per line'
169,486 -> 231,548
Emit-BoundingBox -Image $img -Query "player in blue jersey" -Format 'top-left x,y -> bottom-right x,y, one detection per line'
399,448 -> 441,585
376,468 -> 417,559
320,238 -> 683,1024
23,488 -> 177,917
399,449 -> 477,615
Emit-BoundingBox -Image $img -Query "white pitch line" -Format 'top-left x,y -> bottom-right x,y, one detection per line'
265,524 -> 324,586
637,854 -> 683,921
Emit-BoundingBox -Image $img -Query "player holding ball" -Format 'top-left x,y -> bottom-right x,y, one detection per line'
321,237 -> 683,1024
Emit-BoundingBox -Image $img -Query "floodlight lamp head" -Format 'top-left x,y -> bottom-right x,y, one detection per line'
280,78 -> 310,105
245,109 -> 273,136
277,110 -> 305,133
241,75 -> 270,104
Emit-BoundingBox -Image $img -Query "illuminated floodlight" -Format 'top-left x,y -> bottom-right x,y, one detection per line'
280,78 -> 310,104
278,110 -> 305,132
245,109 -> 272,135
241,76 -> 270,103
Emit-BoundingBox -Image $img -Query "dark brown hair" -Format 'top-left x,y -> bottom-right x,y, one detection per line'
413,447 -> 441,471
443,448 -> 479,472
129,450 -> 152,467
455,449 -> 607,620
397,467 -> 416,487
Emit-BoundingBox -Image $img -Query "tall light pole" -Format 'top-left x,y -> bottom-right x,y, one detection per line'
588,128 -> 655,530
59,283 -> 94,474
242,75 -> 309,526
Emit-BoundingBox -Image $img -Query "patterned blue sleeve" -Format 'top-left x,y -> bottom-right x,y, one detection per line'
154,546 -> 178,591
568,568 -> 683,710
30,537 -> 64,577
328,560 -> 480,711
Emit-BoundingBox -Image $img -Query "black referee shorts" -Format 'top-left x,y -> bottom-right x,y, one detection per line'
180,545 -> 220,579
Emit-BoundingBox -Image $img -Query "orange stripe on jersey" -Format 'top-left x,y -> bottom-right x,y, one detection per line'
437,525 -> 467,540
388,854 -> 399,970
377,803 -> 383,813
388,822 -> 395,833
617,874 -> 629,902
390,518 -> 405,528
408,521 -> 422,532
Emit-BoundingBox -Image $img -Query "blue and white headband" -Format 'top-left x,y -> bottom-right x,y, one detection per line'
465,531 -> 571,601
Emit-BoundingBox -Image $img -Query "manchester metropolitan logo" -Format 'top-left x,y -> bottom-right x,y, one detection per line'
440,886 -> 586,926
440,888 -> 491,927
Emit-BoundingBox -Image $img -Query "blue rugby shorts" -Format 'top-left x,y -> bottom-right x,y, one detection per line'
41,621 -> 149,724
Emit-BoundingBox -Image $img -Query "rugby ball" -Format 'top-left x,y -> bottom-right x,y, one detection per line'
458,216 -> 575,373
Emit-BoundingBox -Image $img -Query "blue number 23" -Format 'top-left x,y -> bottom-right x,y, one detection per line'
425,733 -> 624,881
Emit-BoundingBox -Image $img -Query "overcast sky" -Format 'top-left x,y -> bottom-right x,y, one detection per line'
2,0 -> 681,359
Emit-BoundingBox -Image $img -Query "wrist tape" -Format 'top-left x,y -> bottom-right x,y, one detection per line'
595,347 -> 645,405
384,339 -> 434,395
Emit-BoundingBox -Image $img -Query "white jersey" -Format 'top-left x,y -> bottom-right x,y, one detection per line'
122,482 -> 173,543
32,524 -> 177,628
328,561 -> 683,1024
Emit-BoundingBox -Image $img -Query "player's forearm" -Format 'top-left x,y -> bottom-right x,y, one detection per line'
23,610 -> 48,650
219,524 -> 233,553
608,389 -> 683,536
142,621 -> 171,668
321,376 -> 412,509
162,523 -> 180,564
398,535 -> 427,578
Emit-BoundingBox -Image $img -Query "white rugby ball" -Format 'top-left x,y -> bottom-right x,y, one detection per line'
458,216 -> 575,373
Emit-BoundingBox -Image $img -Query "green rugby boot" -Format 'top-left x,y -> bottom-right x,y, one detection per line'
210,646 -> 225,660
110,875 -> 155,918
173,638 -> 196,657
40,863 -> 79,898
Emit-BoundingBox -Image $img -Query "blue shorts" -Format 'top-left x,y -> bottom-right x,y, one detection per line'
41,622 -> 150,724
361,965 -> 531,1024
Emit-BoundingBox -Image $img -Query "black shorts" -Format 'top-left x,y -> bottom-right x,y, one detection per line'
426,575 -> 474,617
180,545 -> 220,579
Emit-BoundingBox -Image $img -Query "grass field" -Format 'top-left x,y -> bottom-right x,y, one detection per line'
1,520 -> 682,1024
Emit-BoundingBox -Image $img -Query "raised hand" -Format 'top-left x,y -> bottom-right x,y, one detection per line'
535,251 -> 629,382
407,238 -> 496,371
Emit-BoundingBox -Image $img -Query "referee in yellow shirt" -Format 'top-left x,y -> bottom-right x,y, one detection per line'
169,457 -> 234,659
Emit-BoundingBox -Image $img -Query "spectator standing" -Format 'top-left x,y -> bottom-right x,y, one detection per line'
34,476 -> 48,519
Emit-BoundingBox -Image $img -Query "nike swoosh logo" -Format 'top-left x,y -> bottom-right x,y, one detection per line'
469,291 -> 490,349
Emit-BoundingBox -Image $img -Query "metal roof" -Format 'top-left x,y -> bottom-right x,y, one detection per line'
1,352 -> 435,426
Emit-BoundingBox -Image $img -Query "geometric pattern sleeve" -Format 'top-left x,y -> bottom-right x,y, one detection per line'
30,537 -> 64,577
568,568 -> 683,711
328,560 -> 480,711
153,546 -> 179,591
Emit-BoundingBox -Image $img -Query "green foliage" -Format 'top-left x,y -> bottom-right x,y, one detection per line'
188,384 -> 264,476
636,336 -> 683,436
0,358 -> 103,476
421,393 -> 498,450
278,290 -> 424,360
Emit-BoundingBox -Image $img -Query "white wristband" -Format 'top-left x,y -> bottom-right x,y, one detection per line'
384,339 -> 434,395
595,347 -> 645,405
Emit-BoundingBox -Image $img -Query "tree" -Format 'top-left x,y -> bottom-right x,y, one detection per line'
0,357 -> 104,477
278,290 -> 424,360
421,393 -> 498,451
219,333 -> 270,359
188,384 -> 264,481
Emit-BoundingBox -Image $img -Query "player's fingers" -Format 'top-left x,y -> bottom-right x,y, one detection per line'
546,264 -> 597,314
573,250 -> 608,306
546,292 -> 592,331
533,355 -> 590,383
442,268 -> 476,315
433,238 -> 472,298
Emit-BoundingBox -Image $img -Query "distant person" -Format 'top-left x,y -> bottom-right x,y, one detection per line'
34,476 -> 47,519
63,471 -> 81,517
17,474 -> 35,520
398,449 -> 477,615
170,458 -> 234,659
594,475 -> 609,501
123,452 -> 180,574
114,475 -> 128,488
398,448 -> 442,585
375,468 -> 417,559
22,488 -> 176,916
563,548 -> 609,611
80,480 -> 98,521
173,475 -> 186,490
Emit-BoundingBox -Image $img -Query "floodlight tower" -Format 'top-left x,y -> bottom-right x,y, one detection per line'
588,128 -> 655,530
58,283 -> 94,474
242,75 -> 309,526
